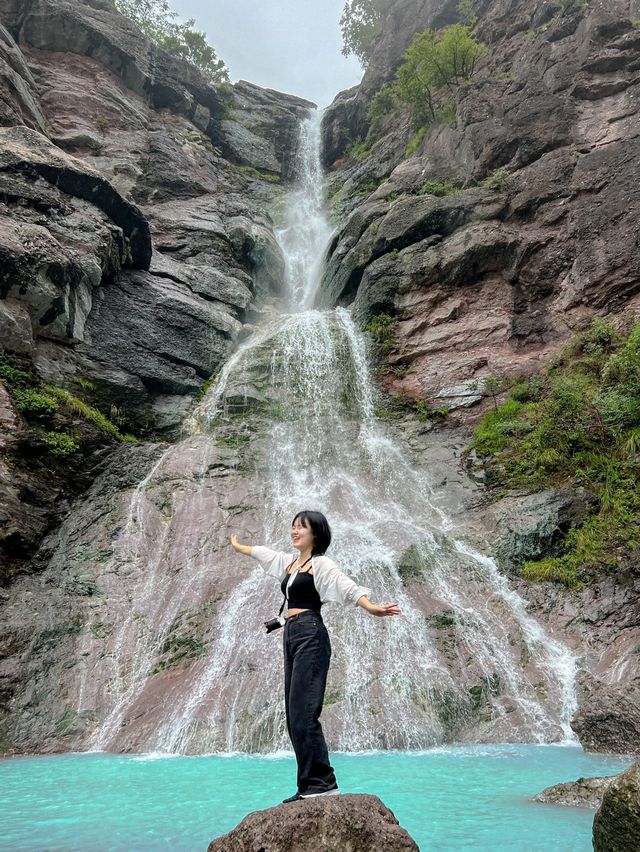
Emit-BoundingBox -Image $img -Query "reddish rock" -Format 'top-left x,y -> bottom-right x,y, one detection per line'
208,794 -> 419,852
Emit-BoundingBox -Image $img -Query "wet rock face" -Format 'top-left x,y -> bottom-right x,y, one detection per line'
571,675 -> 640,757
0,0 -> 312,435
0,0 -> 311,577
320,0 -> 640,414
208,794 -> 419,851
593,761 -> 640,852
533,774 -> 617,809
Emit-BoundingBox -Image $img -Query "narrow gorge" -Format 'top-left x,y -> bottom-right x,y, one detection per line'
0,0 -> 639,768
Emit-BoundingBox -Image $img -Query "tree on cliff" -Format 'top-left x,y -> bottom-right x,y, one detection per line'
340,0 -> 387,67
112,0 -> 229,82
397,24 -> 486,124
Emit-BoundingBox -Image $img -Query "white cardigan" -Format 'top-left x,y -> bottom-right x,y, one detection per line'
250,545 -> 372,607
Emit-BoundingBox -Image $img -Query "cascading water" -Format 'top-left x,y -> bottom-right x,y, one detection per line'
78,111 -> 577,755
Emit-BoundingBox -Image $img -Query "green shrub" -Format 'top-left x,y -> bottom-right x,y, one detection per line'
340,0 -> 384,67
419,179 -> 461,196
43,431 -> 80,457
405,127 -> 426,157
349,138 -> 372,162
366,84 -> 397,129
476,167 -> 510,191
366,313 -> 396,354
13,388 -> 58,418
113,0 -> 228,82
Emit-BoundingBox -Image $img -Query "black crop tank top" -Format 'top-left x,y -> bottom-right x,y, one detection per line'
281,569 -> 323,611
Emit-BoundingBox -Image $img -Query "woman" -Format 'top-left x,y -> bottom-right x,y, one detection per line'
230,509 -> 401,803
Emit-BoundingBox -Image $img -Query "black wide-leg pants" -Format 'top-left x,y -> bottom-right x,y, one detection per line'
283,611 -> 337,794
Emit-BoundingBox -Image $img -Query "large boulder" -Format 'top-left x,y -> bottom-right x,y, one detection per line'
571,675 -> 640,757
208,795 -> 419,851
593,761 -> 640,852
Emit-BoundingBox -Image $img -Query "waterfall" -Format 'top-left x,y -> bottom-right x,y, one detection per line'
79,111 -> 577,754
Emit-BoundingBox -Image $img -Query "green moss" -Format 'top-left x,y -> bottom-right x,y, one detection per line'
419,179 -> 461,197
475,167 -> 509,191
238,165 -> 281,183
349,138 -> 372,162
397,544 -> 434,583
215,433 -> 250,449
65,572 -> 101,596
405,127 -> 426,158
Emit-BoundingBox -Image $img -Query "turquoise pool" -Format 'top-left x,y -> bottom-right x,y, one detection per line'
0,744 -> 631,850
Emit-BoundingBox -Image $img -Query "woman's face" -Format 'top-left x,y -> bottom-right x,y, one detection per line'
291,517 -> 314,553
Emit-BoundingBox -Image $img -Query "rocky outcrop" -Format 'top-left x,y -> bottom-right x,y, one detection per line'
207,795 -> 419,851
320,0 -> 640,415
593,761 -> 640,851
572,674 -> 640,756
0,0 -> 313,579
533,774 -> 617,809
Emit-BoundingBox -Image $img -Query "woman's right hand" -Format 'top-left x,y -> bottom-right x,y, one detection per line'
230,534 -> 252,555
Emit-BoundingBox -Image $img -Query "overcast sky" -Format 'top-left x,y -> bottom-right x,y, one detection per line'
172,0 -> 363,108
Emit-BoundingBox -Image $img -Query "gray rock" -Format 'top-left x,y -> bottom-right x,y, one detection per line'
0,125 -> 151,267
0,23 -> 45,130
571,674 -> 640,757
489,488 -> 593,574
593,761 -> 640,852
208,794 -> 419,851
533,774 -> 616,809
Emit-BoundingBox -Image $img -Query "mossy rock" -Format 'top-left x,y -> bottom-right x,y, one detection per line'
397,544 -> 434,583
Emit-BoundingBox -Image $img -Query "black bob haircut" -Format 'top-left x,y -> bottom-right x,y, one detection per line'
292,510 -> 332,556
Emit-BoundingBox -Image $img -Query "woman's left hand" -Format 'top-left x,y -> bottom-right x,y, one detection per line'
369,602 -> 401,617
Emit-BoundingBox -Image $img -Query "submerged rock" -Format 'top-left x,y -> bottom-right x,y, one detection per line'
533,775 -> 616,809
593,761 -> 640,852
207,794 -> 419,851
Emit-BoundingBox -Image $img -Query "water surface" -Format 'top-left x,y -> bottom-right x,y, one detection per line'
0,744 -> 631,851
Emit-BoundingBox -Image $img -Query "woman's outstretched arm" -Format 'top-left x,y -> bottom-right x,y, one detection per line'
357,596 -> 401,617
230,534 -> 253,556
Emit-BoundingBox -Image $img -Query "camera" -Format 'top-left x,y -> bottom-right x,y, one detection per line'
265,616 -> 285,634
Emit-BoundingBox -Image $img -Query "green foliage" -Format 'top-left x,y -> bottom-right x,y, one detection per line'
405,127 -> 426,157
349,138 -> 372,162
476,167 -> 509,191
238,165 -> 281,183
366,84 -> 397,130
13,388 -> 58,418
43,431 -> 80,457
396,24 -> 487,127
419,179 -> 461,196
340,0 -> 385,67
113,0 -> 228,82
469,319 -> 640,586
44,386 -> 123,439
65,572 -> 101,596
366,313 -> 396,354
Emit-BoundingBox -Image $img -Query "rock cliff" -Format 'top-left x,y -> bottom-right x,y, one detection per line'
1,0 -> 639,760
0,0 -> 313,580
319,0 -> 640,754
320,0 -> 640,412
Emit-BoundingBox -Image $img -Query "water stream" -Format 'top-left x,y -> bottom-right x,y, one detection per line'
77,111 -> 578,755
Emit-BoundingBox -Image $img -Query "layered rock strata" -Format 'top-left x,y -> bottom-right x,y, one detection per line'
320,0 -> 640,416
0,0 -> 313,579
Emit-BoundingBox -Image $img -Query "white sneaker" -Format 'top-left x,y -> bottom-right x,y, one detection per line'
300,788 -> 340,798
